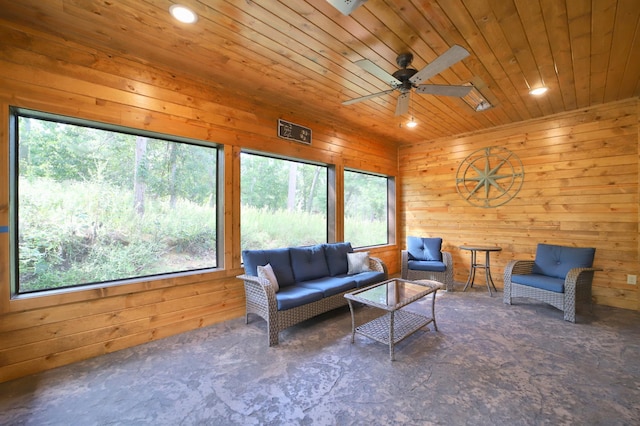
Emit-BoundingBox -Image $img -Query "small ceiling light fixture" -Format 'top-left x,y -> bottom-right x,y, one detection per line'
170,4 -> 198,24
406,117 -> 417,128
529,87 -> 548,96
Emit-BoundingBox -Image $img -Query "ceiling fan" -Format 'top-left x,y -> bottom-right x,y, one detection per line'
343,45 -> 473,116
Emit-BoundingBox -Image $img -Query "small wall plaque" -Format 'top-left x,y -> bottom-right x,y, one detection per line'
278,119 -> 312,145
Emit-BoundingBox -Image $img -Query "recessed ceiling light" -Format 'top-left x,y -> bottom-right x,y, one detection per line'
170,4 -> 198,24
406,117 -> 417,128
529,87 -> 548,96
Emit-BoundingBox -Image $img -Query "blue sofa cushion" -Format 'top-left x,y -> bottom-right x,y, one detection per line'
298,276 -> 357,298
352,271 -> 387,288
407,237 -> 443,261
407,260 -> 447,272
242,248 -> 296,288
275,286 -> 324,311
290,245 -> 330,282
323,242 -> 353,276
511,273 -> 565,293
532,244 -> 595,279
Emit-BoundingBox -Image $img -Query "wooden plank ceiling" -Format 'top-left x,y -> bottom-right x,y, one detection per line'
1,0 -> 639,145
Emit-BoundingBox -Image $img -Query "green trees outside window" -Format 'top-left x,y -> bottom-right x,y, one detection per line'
344,170 -> 389,247
240,153 -> 328,250
13,110 -> 219,294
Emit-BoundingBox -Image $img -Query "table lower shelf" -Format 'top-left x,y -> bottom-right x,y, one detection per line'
355,310 -> 434,346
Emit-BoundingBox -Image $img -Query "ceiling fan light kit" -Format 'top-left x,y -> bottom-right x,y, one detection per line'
343,45 -> 473,116
326,0 -> 367,15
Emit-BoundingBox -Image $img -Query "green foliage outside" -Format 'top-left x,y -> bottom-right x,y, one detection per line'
15,114 -> 388,293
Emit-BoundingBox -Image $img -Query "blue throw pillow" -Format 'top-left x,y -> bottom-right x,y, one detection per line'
290,245 -> 330,282
531,244 -> 595,279
323,242 -> 353,276
407,237 -> 443,261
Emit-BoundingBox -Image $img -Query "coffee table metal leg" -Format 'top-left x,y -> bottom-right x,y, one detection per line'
389,311 -> 395,361
347,300 -> 356,343
431,290 -> 439,331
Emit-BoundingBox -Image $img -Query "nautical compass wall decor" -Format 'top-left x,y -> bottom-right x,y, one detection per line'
455,146 -> 524,208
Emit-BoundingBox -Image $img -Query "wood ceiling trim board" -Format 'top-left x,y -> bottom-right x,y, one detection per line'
463,0 -> 548,119
589,0 -> 617,105
512,0 -> 565,113
616,16 -> 640,99
602,0 -> 640,103
539,0 -> 578,111
565,0 -> 592,109
488,0 -> 558,116
437,0 -> 533,122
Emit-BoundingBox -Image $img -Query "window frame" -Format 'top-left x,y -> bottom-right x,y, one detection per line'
343,168 -> 395,249
9,107 -> 225,298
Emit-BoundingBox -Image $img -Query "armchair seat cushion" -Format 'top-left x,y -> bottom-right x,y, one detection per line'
275,286 -> 324,311
511,273 -> 565,293
407,260 -> 447,273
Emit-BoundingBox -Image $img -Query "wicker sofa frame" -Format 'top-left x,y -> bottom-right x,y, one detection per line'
237,256 -> 387,346
400,250 -> 454,292
503,259 -> 600,323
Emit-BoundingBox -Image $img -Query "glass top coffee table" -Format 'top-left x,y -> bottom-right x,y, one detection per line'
344,278 -> 442,360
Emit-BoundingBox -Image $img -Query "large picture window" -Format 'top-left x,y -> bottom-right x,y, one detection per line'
12,109 -> 219,294
344,169 -> 389,247
240,153 -> 327,251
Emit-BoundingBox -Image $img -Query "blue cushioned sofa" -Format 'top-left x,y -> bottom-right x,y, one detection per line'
237,242 -> 387,346
503,243 -> 601,322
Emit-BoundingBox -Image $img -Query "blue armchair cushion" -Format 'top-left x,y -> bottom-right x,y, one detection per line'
323,242 -> 353,276
531,244 -> 595,279
407,260 -> 447,273
290,245 -> 330,282
511,273 -> 565,293
242,248 -> 295,287
407,237 -> 443,261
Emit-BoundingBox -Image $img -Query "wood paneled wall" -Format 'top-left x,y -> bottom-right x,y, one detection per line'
0,23 -> 398,383
399,98 -> 639,311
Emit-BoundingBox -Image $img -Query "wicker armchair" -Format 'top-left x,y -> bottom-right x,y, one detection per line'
401,237 -> 454,291
237,256 -> 387,346
503,244 -> 601,322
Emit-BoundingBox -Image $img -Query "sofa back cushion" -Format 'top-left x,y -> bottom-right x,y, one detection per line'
407,237 -> 443,262
242,248 -> 295,287
531,244 -> 595,279
323,242 -> 353,276
290,244 -> 330,282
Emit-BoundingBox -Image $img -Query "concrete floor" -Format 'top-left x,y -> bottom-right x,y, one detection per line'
1,286 -> 639,425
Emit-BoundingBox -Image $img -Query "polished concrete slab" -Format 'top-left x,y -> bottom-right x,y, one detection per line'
1,286 -> 639,425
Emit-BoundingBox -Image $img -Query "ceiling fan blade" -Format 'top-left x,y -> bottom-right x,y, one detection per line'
409,45 -> 470,85
354,59 -> 402,86
342,89 -> 396,106
395,92 -> 410,116
415,84 -> 473,97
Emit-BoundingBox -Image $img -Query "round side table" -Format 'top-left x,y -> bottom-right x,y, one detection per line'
459,246 -> 502,296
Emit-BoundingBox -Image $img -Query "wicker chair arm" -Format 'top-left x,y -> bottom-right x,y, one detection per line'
236,274 -> 278,302
564,267 -> 602,291
442,251 -> 453,271
504,259 -> 535,277
368,256 -> 388,277
400,250 -> 409,279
